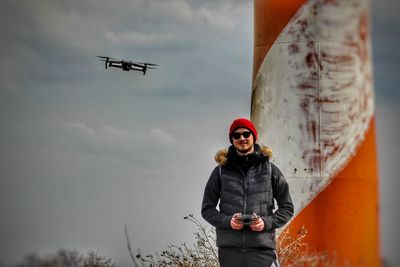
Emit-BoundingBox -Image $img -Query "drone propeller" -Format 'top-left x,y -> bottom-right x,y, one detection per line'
96,56 -> 119,69
96,55 -> 117,60
137,62 -> 158,66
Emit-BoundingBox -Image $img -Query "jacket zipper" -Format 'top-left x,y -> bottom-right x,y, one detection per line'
235,164 -> 248,251
243,169 -> 248,250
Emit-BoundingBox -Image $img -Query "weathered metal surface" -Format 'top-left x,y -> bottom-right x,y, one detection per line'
251,0 -> 374,215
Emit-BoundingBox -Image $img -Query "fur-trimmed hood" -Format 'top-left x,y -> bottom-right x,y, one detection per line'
214,145 -> 273,166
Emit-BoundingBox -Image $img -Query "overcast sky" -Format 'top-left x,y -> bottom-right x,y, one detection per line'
0,0 -> 399,266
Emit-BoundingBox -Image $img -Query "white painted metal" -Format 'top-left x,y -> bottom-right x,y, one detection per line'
251,0 -> 374,215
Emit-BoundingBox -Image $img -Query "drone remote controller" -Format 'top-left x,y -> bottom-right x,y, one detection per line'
235,213 -> 259,226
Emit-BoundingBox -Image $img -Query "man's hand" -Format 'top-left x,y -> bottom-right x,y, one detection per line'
230,213 -> 244,230
249,214 -> 265,232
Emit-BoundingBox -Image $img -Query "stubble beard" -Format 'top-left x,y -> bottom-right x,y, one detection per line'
235,143 -> 254,155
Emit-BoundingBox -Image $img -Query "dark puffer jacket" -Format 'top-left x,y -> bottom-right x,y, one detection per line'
201,144 -> 294,250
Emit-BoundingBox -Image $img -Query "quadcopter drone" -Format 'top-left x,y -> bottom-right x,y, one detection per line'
96,56 -> 158,75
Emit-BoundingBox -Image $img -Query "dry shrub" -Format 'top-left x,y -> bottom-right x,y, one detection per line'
277,226 -> 338,267
127,214 -> 218,267
131,216 -> 344,267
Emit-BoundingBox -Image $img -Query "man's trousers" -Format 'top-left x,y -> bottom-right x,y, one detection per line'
218,247 -> 279,267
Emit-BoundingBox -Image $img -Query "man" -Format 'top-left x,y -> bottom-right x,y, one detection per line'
201,118 -> 294,267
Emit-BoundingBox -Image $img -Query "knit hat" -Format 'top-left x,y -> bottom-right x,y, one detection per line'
229,118 -> 258,143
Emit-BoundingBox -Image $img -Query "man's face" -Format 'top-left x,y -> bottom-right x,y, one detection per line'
232,127 -> 254,154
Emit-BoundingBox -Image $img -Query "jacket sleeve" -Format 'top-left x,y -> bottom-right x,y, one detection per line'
262,163 -> 294,231
201,166 -> 232,230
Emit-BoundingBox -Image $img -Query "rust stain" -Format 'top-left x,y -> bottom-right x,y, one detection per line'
288,43 -> 300,54
323,0 -> 338,5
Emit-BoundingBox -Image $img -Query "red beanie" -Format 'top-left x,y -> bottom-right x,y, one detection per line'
229,118 -> 258,143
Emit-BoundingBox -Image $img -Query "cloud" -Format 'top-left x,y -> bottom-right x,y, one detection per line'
197,1 -> 252,32
64,121 -> 177,159
67,122 -> 96,137
105,31 -> 177,46
150,128 -> 176,146
103,125 -> 128,137
144,0 -> 194,23
68,121 -> 128,138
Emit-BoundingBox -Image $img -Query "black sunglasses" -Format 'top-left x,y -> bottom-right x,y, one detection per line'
232,131 -> 252,140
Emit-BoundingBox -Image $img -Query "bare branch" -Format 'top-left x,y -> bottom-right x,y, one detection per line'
124,225 -> 140,267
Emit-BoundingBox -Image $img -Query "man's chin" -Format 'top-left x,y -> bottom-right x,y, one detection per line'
237,146 -> 252,154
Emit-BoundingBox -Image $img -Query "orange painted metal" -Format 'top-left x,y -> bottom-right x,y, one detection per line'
288,118 -> 381,265
253,0 -> 305,82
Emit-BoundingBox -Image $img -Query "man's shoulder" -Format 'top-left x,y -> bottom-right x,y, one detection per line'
270,162 -> 284,176
258,145 -> 273,158
214,148 -> 229,166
